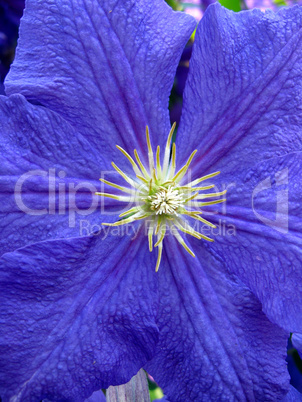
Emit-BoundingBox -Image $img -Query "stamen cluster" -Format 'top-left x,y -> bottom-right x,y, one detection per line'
96,124 -> 226,271
149,186 -> 183,215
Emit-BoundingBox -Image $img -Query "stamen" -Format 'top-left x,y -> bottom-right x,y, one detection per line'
119,207 -> 140,218
183,192 -> 199,203
134,149 -> 150,179
194,198 -> 226,207
149,186 -> 183,215
179,184 -> 215,192
134,213 -> 150,220
175,218 -> 213,241
136,174 -> 148,184
148,221 -> 154,252
172,150 -> 197,183
111,162 -> 139,188
171,226 -> 195,257
155,216 -> 161,235
95,192 -> 134,202
162,122 -> 176,177
99,178 -> 133,194
116,145 -> 141,176
174,220 -> 202,240
97,124 -> 225,272
185,171 -> 220,188
146,126 -> 154,173
155,241 -> 163,272
156,146 -> 162,179
196,190 -> 227,199
102,211 -> 149,227
154,223 -> 166,247
187,213 -> 217,229
149,178 -> 153,193
174,221 -> 214,242
102,215 -> 139,227
169,143 -> 176,179
152,168 -> 158,182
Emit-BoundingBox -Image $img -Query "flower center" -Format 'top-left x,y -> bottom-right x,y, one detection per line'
149,186 -> 183,215
96,124 -> 226,272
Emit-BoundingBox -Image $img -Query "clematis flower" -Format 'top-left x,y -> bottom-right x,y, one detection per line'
1,0 -> 302,401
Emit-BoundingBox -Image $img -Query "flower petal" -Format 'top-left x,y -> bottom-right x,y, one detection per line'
207,152 -> 302,332
292,334 -> 302,357
282,386 -> 302,401
0,229 -> 159,400
6,0 -> 195,157
85,389 -> 106,402
0,94 -> 125,256
178,3 -> 302,179
145,235 -> 289,401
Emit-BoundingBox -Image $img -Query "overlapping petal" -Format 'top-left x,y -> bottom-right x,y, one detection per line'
85,389 -> 106,402
6,0 -> 195,164
293,333 -> 302,357
145,235 -> 289,401
0,94 -> 121,256
0,228 -> 158,401
287,339 -> 302,395
282,386 -> 302,401
205,152 -> 302,332
178,4 -> 302,181
177,2 -> 302,332
1,0 -> 300,400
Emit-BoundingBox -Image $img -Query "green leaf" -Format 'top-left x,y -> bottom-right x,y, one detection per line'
165,0 -> 182,10
219,0 -> 241,12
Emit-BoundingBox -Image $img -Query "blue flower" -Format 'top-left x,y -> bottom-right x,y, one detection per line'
1,1 -> 302,400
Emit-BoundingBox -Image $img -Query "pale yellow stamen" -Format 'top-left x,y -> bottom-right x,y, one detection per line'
183,192 -> 199,203
187,213 -> 217,229
102,214 -> 140,227
146,126 -> 154,173
174,220 -> 203,240
169,142 -> 176,179
162,122 -> 176,177
196,190 -> 227,199
154,223 -> 166,247
148,222 -> 154,252
116,145 -> 141,177
156,146 -> 162,179
155,241 -> 163,272
97,124 -> 226,272
179,184 -> 215,192
136,175 -> 148,184
185,171 -> 220,188
155,216 -> 161,236
171,150 -> 197,183
99,178 -> 133,194
95,192 -> 135,202
111,162 -> 139,188
134,149 -> 150,180
171,226 -> 195,257
119,207 -> 140,218
194,198 -> 227,207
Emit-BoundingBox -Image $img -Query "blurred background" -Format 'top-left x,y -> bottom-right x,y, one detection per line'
0,0 -> 301,399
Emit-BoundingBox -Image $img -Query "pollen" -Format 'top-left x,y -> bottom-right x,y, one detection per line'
96,123 -> 226,272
